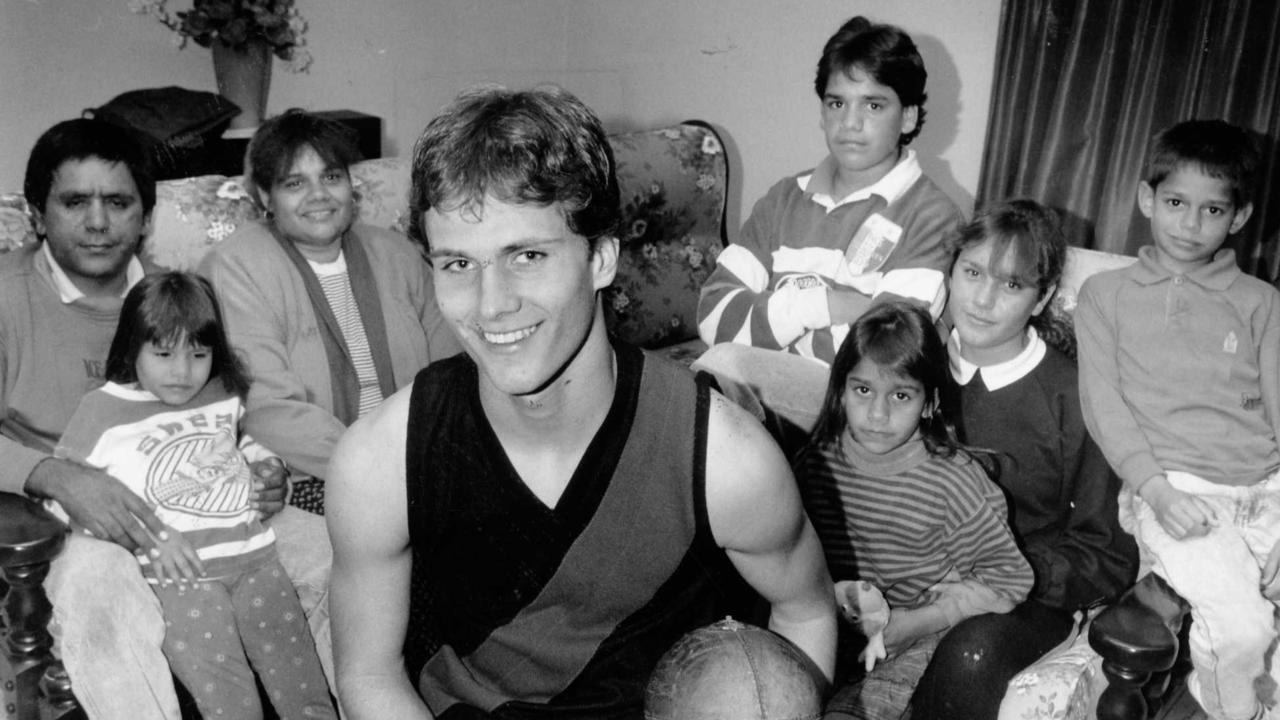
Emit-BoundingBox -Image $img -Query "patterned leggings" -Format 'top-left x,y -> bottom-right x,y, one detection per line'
153,557 -> 336,720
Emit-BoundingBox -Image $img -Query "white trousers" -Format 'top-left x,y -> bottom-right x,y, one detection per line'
1132,471 -> 1280,720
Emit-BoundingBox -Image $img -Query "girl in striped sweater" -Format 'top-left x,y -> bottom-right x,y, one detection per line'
55,272 -> 335,720
793,300 -> 1032,720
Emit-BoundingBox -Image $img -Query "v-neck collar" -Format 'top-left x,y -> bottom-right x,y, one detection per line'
467,342 -> 644,517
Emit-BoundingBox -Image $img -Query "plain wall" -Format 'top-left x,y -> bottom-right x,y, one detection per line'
1,0 -> 1002,234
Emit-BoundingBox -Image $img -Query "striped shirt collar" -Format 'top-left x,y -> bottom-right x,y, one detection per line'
798,148 -> 921,210
42,241 -> 144,304
948,326 -> 1045,391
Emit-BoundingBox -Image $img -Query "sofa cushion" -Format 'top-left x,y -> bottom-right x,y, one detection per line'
998,624 -> 1104,720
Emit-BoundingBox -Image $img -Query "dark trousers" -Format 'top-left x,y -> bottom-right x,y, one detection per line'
909,600 -> 1075,720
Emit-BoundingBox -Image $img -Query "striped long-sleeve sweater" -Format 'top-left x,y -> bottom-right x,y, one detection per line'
794,435 -> 1032,610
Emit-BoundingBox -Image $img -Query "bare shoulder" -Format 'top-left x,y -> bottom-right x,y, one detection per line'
705,389 -> 781,458
704,390 -> 802,552
327,384 -> 414,530
336,384 -> 412,468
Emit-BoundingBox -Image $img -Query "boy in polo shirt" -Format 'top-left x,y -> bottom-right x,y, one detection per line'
1076,119 -> 1280,720
694,15 -> 962,445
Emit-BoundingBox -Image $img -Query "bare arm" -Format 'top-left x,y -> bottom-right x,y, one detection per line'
26,458 -> 166,551
705,393 -> 837,682
327,387 -> 433,719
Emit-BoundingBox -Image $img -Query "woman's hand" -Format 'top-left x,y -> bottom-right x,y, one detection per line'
145,525 -> 205,587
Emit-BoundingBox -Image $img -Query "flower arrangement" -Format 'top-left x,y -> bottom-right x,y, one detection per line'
128,0 -> 312,72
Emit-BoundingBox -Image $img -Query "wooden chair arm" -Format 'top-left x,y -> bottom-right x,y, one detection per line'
1088,572 -> 1189,720
0,491 -> 80,719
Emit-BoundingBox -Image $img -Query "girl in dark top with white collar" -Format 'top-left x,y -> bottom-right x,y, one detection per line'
911,199 -> 1139,719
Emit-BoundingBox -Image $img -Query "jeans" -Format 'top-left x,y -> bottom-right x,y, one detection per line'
43,506 -> 334,720
45,534 -> 180,720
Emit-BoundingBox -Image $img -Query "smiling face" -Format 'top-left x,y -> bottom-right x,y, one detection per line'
260,145 -> 356,262
947,237 -> 1053,367
820,66 -> 918,197
135,337 -> 213,406
425,197 -> 618,399
35,157 -> 150,297
1139,163 -> 1252,275
842,357 -> 926,455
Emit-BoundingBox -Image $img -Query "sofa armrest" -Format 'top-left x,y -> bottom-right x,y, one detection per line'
1087,573 -> 1187,720
0,491 -> 79,720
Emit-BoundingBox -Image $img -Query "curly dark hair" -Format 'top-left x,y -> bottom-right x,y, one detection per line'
409,84 -> 620,249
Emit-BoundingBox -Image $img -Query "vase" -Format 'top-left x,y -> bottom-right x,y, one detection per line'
212,39 -> 272,131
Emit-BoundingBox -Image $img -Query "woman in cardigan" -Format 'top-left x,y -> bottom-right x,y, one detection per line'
200,110 -> 462,514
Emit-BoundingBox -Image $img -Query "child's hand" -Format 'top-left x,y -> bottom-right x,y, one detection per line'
1139,475 -> 1217,540
249,457 -> 288,519
882,607 -> 933,657
927,578 -> 1014,625
144,525 -> 205,586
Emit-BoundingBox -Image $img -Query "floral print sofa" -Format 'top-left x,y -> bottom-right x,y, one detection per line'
0,121 -> 729,360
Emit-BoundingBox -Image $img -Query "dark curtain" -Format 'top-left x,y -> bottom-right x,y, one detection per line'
978,0 -> 1280,279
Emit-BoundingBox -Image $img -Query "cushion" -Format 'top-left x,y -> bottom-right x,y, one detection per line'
999,623 -> 1105,720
